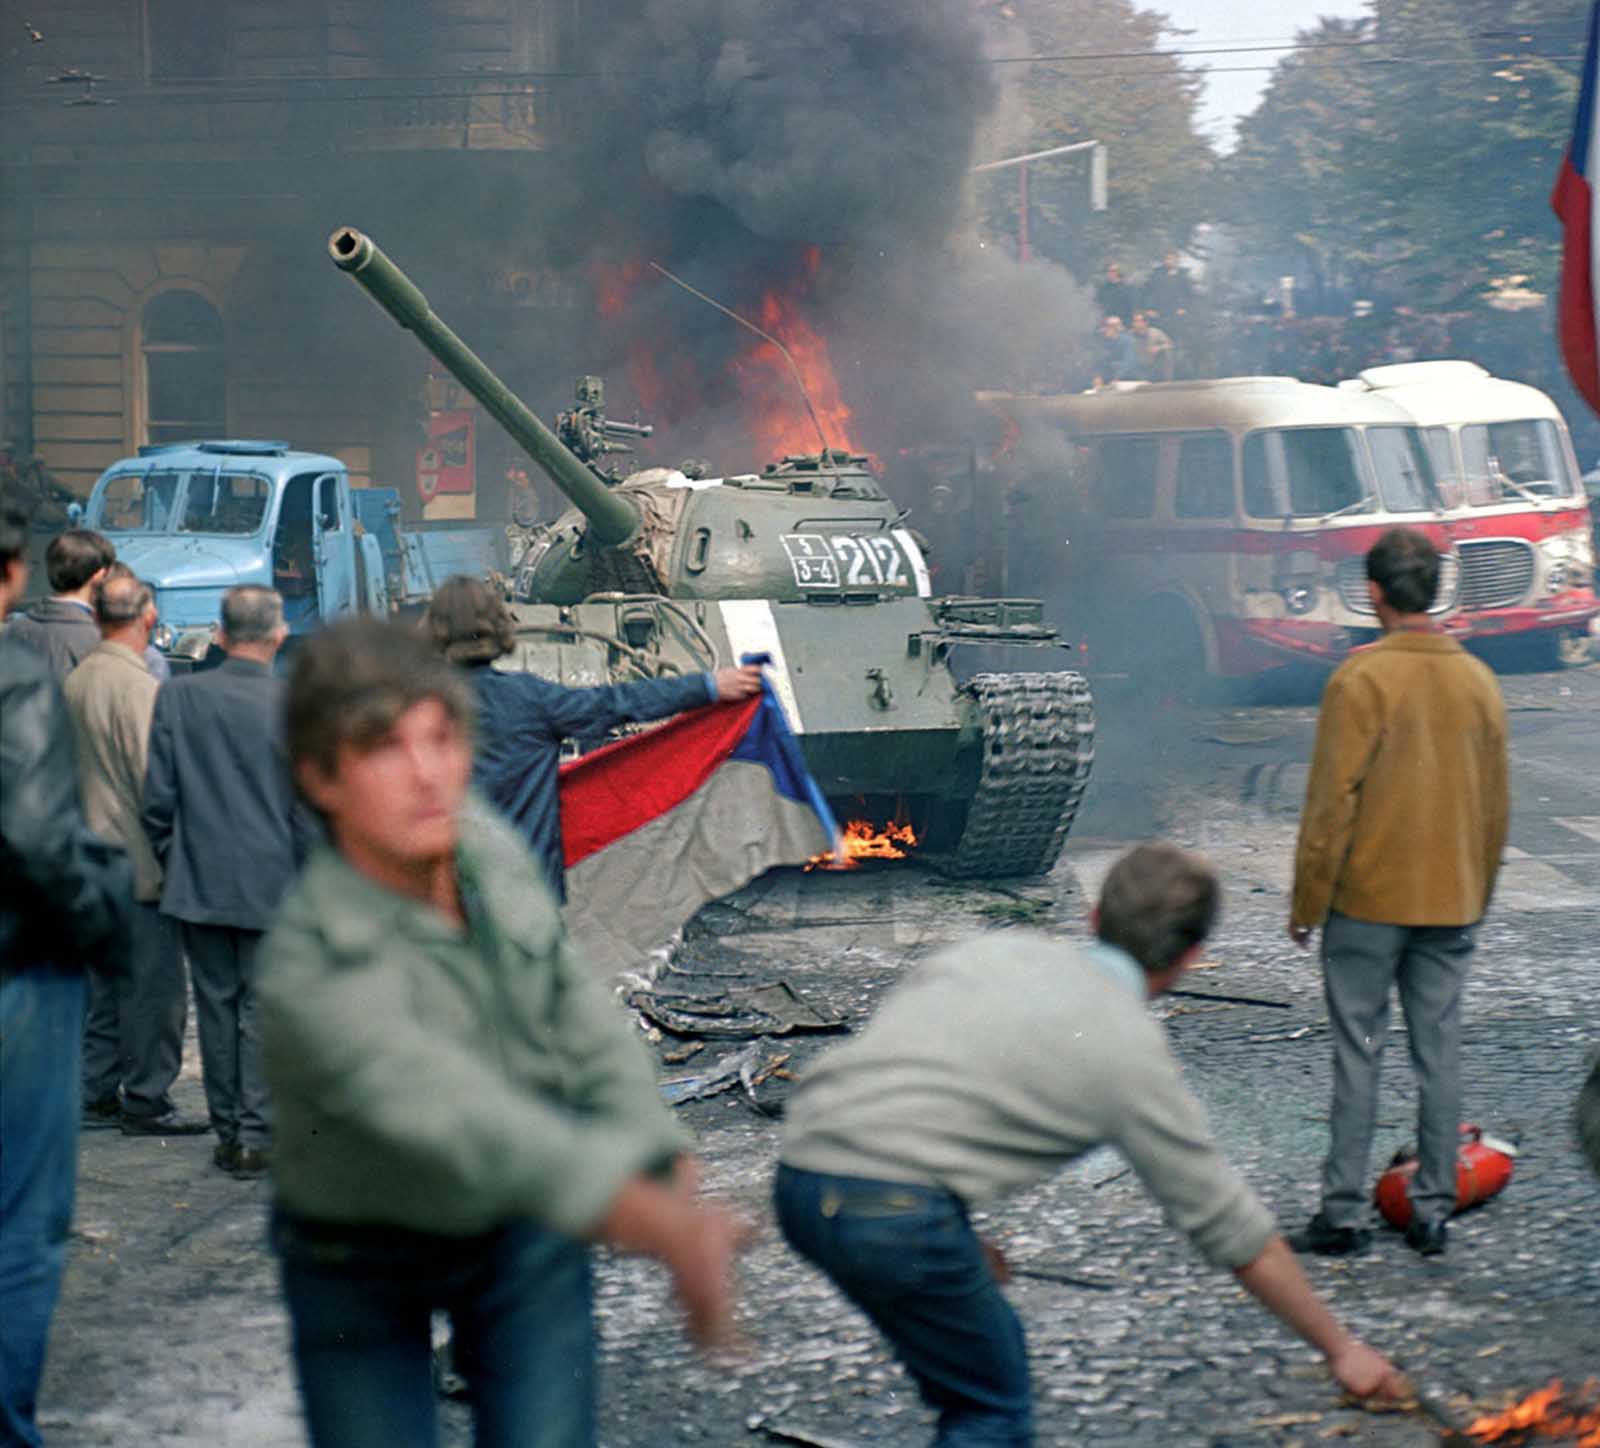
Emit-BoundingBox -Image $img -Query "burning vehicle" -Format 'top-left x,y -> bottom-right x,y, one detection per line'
331,227 -> 1094,878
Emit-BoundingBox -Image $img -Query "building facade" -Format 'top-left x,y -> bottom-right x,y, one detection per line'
1,0 -> 587,518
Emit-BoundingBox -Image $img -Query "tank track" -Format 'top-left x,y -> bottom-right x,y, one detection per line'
946,671 -> 1095,879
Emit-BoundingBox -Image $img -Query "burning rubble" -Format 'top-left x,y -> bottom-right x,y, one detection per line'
1465,1381 -> 1600,1446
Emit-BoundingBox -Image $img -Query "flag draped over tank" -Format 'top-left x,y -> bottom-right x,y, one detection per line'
1553,0 -> 1600,416
559,674 -> 839,979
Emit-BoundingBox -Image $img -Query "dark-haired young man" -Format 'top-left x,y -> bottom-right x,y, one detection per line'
1289,527 -> 1509,1258
6,528 -> 114,676
260,617 -> 743,1448
0,492 -> 132,1448
776,843 -> 1403,1445
423,574 -> 761,899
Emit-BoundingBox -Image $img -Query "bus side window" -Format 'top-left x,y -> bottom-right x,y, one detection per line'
1093,436 -> 1159,519
1175,433 -> 1234,518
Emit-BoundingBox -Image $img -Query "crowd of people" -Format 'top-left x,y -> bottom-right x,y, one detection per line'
0,482 -> 1541,1446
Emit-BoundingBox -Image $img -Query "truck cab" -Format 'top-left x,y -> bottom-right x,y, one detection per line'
82,440 -> 369,663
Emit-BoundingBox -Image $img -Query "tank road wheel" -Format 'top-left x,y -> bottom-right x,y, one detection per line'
945,672 -> 1095,879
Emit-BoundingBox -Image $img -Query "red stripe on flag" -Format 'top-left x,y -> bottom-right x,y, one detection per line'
558,695 -> 762,868
1553,158 -> 1600,416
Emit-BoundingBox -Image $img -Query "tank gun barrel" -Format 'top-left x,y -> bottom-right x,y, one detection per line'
328,227 -> 638,547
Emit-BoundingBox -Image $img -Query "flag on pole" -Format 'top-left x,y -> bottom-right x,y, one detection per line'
1553,0 -> 1600,416
559,671 -> 839,979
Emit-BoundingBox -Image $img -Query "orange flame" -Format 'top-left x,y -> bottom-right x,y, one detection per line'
1467,1380 -> 1600,1446
807,818 -> 918,871
729,257 -> 863,462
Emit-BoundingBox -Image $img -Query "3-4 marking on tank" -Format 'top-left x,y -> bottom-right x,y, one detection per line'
780,533 -> 919,592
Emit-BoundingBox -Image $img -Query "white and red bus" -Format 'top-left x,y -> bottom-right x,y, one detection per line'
1338,361 -> 1597,668
982,377 -> 1462,684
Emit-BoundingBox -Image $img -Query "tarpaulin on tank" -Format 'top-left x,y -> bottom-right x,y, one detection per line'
583,479 -> 692,593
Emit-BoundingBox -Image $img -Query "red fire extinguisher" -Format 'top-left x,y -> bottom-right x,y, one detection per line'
1373,1123 -> 1517,1229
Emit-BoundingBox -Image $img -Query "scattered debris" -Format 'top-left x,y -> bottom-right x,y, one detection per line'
661,1041 -> 705,1065
1252,1411 -> 1324,1428
1247,1025 -> 1317,1044
975,896 -> 1051,926
1008,1264 -> 1118,1291
629,980 -> 847,1040
1092,1166 -> 1132,1189
1169,988 -> 1292,1009
659,1040 -> 791,1111
749,1416 -> 865,1447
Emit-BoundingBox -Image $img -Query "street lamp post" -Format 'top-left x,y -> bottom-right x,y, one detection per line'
971,140 -> 1106,263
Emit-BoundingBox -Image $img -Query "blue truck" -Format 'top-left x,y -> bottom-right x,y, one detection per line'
76,440 -> 505,666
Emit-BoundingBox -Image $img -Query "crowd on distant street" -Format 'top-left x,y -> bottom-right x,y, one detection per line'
1,475 -> 1584,1447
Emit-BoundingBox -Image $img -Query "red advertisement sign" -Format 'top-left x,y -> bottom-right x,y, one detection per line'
416,409 -> 475,502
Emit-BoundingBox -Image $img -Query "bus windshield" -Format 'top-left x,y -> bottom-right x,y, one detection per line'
1458,419 -> 1577,504
1367,426 -> 1438,513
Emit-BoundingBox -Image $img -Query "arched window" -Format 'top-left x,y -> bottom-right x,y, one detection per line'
142,290 -> 225,446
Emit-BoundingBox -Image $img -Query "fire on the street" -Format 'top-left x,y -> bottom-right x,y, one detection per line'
807,818 -> 918,871
1466,1381 -> 1600,1446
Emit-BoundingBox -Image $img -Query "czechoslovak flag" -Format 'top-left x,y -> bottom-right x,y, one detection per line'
1554,0 -> 1600,416
559,665 -> 840,979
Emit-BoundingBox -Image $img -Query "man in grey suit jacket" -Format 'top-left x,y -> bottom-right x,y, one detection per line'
142,586 -> 303,1180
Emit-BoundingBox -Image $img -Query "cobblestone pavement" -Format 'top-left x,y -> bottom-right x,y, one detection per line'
40,661 -> 1600,1447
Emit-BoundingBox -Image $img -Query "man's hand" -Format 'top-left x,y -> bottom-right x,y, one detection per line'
1329,1342 -> 1408,1401
661,1200 -> 751,1351
1289,922 -> 1313,950
713,664 -> 764,702
593,1171 -> 753,1352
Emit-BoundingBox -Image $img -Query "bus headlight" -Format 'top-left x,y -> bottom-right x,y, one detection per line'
1281,584 -> 1318,616
151,622 -> 176,652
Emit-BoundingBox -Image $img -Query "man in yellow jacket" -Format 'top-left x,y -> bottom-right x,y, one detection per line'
1288,527 -> 1509,1259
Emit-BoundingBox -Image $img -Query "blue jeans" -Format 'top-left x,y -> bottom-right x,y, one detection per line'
774,1164 -> 1032,1446
0,966 -> 86,1448
273,1211 -> 595,1448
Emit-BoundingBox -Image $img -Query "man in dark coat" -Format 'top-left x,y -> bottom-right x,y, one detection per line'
422,576 -> 762,900
5,528 -> 113,676
142,585 -> 305,1180
0,493 -> 132,1448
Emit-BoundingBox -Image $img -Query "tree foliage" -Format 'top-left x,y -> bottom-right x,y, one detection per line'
1225,0 -> 1586,309
978,0 -> 1217,278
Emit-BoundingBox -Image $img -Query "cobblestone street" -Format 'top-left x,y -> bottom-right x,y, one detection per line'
41,660 -> 1600,1448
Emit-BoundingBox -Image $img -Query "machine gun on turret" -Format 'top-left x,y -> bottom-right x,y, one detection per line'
556,376 -> 654,477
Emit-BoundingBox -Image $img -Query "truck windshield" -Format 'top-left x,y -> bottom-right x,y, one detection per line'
92,468 -> 270,535
96,471 -> 185,532
1458,419 -> 1576,504
180,471 -> 271,535
1242,428 -> 1370,518
1367,426 -> 1438,513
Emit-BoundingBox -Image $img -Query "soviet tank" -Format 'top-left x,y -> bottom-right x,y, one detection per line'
329,226 -> 1093,877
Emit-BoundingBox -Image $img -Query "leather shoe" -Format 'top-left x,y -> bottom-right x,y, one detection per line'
120,1108 -> 210,1137
1287,1212 -> 1372,1256
1404,1216 -> 1449,1256
230,1147 -> 271,1181
212,1141 -> 240,1172
82,1096 -> 123,1130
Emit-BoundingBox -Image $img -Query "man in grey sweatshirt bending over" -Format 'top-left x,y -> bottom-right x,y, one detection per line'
776,842 -> 1403,1446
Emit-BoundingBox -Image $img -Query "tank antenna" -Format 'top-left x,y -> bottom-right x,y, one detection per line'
648,261 -> 835,464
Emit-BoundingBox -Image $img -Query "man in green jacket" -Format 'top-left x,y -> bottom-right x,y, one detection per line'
1289,527 -> 1509,1259
259,618 -> 742,1448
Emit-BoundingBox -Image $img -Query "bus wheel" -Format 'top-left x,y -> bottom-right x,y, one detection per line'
1132,599 -> 1218,704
